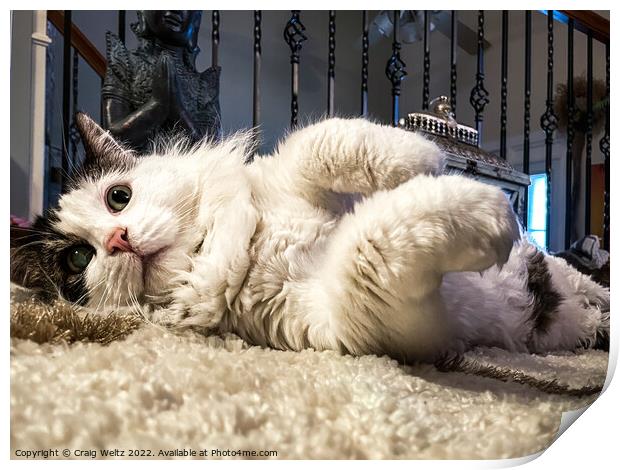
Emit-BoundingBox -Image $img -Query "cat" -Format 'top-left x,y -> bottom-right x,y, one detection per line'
11,113 -> 609,363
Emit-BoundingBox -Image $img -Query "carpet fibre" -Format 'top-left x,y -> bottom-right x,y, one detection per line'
10,286 -> 608,460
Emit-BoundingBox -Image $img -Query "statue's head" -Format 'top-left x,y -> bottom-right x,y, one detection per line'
133,11 -> 202,50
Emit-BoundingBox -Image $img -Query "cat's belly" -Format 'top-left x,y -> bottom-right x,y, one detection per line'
227,207 -> 338,348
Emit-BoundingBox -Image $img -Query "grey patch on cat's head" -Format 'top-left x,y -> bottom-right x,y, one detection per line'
70,112 -> 137,187
10,210 -> 91,305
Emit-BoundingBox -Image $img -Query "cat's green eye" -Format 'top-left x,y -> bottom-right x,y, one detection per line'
66,245 -> 95,274
106,185 -> 132,212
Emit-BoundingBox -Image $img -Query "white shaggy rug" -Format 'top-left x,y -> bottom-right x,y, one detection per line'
11,330 -> 607,459
10,289 -> 608,460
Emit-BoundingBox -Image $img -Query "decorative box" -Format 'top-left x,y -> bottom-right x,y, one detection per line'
399,96 -> 530,222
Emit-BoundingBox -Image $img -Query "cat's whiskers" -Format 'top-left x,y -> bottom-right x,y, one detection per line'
10,240 -> 48,258
70,277 -> 106,311
176,200 -> 200,220
78,277 -> 105,304
114,290 -> 123,316
11,226 -> 57,236
37,262 -> 65,301
112,262 -> 133,311
128,290 -> 166,333
92,272 -> 115,313
173,198 -> 203,237
37,143 -> 83,190
110,267 -> 124,311
127,291 -> 142,317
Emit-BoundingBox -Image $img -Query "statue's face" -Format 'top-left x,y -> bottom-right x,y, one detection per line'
143,11 -> 201,47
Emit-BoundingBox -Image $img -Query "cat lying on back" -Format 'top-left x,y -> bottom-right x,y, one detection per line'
11,114 -> 609,362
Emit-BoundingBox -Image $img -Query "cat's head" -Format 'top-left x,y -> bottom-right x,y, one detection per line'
11,114 -> 201,309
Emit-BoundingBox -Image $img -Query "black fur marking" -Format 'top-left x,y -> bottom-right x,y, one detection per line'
11,210 -> 92,305
594,309 -> 610,351
526,250 -> 563,334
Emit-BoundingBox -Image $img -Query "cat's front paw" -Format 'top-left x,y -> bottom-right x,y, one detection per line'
159,270 -> 228,330
149,302 -> 189,328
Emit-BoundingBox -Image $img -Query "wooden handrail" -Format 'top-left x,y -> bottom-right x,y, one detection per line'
556,10 -> 609,44
47,10 -> 106,77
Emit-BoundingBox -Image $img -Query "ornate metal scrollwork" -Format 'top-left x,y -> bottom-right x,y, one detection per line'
385,11 -> 406,126
284,11 -> 307,63
469,11 -> 489,138
284,10 -> 307,128
540,14 -> 558,143
385,41 -> 406,90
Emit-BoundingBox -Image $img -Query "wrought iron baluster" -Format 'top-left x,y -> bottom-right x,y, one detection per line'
284,11 -> 307,129
540,11 -> 558,250
601,42 -> 610,251
212,11 -> 220,68
469,11 -> 489,140
248,10 -> 262,161
361,11 -> 369,117
422,10 -> 430,110
327,11 -> 336,116
385,10 -> 406,127
118,10 -> 126,43
450,11 -> 457,116
61,10 -> 72,193
69,49 -> 80,166
253,11 -> 261,130
585,31 -> 593,236
522,11 -> 531,228
565,19 -> 575,249
500,11 -> 508,159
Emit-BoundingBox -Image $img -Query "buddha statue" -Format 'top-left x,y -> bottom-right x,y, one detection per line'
102,10 -> 221,153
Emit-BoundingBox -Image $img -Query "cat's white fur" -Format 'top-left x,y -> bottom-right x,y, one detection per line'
56,117 -> 609,362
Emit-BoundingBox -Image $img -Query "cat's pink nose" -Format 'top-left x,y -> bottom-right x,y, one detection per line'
106,227 -> 133,254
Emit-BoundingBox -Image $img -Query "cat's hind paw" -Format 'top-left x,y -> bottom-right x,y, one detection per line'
431,176 -> 521,274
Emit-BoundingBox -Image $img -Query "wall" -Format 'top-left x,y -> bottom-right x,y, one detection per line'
11,10 -> 50,219
10,11 -> 34,218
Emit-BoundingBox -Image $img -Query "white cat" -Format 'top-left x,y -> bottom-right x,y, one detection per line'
11,114 -> 609,363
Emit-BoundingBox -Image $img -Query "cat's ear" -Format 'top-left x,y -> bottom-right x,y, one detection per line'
75,112 -> 135,174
